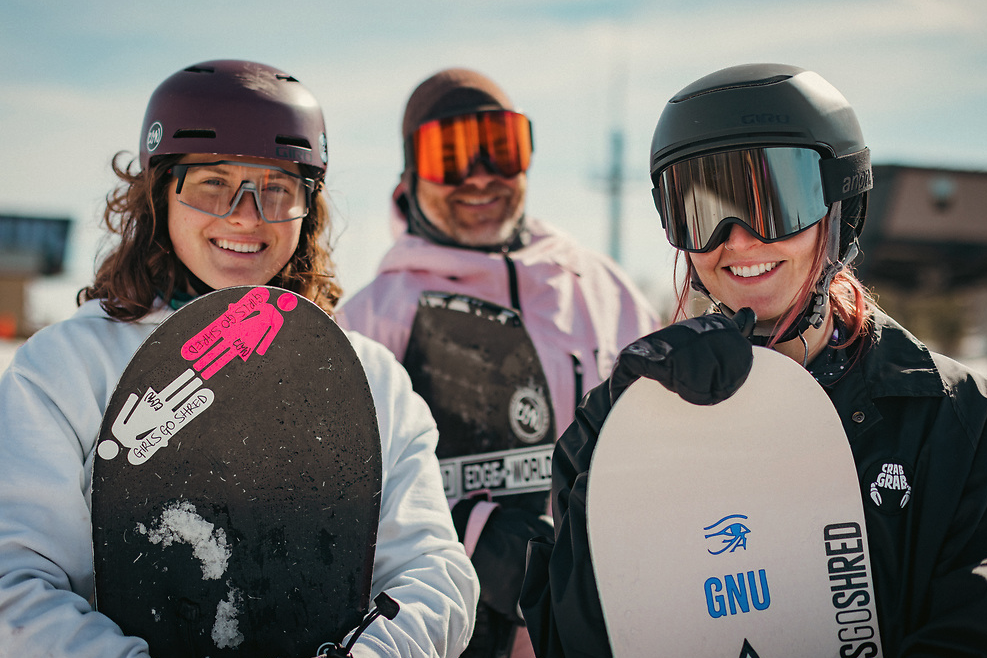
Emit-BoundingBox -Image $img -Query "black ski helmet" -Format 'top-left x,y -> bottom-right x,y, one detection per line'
139,60 -> 328,175
650,63 -> 871,260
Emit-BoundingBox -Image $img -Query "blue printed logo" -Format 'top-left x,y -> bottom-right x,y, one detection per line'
704,514 -> 750,555
705,570 -> 771,618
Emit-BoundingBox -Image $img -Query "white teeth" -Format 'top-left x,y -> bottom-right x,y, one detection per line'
215,239 -> 262,254
729,262 -> 778,278
460,197 -> 494,206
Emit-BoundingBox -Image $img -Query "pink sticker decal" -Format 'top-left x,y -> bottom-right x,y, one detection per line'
277,292 -> 297,312
181,287 -> 293,380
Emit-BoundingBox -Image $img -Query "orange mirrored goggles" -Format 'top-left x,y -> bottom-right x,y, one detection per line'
407,110 -> 533,185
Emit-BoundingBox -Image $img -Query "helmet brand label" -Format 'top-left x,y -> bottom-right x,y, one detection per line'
146,121 -> 163,153
842,169 -> 873,195
275,145 -> 312,164
741,113 -> 790,125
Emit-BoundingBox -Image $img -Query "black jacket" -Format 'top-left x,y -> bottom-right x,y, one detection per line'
520,313 -> 987,657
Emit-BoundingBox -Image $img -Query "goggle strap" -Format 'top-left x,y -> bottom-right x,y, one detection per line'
820,147 -> 873,205
651,186 -> 666,229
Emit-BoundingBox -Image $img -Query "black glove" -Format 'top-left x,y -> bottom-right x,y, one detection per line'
610,309 -> 756,406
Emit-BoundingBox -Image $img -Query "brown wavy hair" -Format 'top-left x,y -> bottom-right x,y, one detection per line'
80,153 -> 343,321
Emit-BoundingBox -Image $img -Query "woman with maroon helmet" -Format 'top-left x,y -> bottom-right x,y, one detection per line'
0,60 -> 477,658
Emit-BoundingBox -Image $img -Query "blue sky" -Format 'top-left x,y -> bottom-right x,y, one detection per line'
2,0 -> 985,325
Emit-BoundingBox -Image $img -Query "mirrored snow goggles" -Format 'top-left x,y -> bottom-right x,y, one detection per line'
653,147 -> 833,253
170,160 -> 316,223
407,110 -> 533,185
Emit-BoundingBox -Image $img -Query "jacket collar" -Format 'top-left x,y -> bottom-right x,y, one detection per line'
860,311 -> 946,399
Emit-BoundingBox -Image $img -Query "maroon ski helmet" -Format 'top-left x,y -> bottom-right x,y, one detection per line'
139,60 -> 328,174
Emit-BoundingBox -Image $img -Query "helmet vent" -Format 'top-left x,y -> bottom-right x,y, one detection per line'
275,135 -> 311,149
275,74 -> 299,83
173,129 -> 217,140
183,65 -> 215,74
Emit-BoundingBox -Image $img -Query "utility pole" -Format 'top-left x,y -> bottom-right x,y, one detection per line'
607,128 -> 624,264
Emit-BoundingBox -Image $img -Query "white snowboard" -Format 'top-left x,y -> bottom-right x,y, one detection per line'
587,346 -> 882,657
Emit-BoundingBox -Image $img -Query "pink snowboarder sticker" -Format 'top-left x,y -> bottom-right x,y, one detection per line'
181,287 -> 298,380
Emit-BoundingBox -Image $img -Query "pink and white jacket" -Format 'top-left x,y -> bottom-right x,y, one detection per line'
336,216 -> 660,432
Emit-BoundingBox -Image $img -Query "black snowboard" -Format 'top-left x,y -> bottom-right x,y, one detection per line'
403,291 -> 555,512
91,286 -> 381,658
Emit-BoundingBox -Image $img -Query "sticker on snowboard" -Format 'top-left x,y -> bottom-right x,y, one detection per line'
587,346 -> 882,657
403,291 -> 555,511
92,286 -> 382,657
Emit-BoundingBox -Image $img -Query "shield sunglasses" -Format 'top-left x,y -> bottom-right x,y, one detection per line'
407,110 -> 533,186
652,146 -> 852,253
169,160 -> 316,223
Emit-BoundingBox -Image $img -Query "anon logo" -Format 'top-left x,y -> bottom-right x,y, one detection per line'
842,169 -> 873,194
146,121 -> 163,153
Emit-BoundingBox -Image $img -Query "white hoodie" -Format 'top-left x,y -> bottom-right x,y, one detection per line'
0,298 -> 478,658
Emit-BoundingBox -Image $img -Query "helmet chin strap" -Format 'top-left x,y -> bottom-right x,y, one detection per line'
691,204 -> 857,350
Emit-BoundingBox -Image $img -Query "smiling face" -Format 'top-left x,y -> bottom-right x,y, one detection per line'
414,161 -> 526,247
690,222 -> 823,326
168,154 -> 304,292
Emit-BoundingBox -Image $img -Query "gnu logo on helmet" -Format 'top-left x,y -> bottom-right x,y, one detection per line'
138,60 -> 329,176
145,121 -> 163,154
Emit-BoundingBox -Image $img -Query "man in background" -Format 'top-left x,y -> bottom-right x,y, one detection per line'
336,67 -> 659,657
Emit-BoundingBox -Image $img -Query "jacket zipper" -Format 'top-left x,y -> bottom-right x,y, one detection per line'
503,253 -> 521,313
571,354 -> 584,408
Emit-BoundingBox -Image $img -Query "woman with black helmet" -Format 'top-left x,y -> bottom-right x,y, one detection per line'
520,64 -> 987,657
0,60 -> 478,657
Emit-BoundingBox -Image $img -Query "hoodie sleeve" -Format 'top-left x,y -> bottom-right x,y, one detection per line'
0,314 -> 154,658
345,332 -> 479,658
